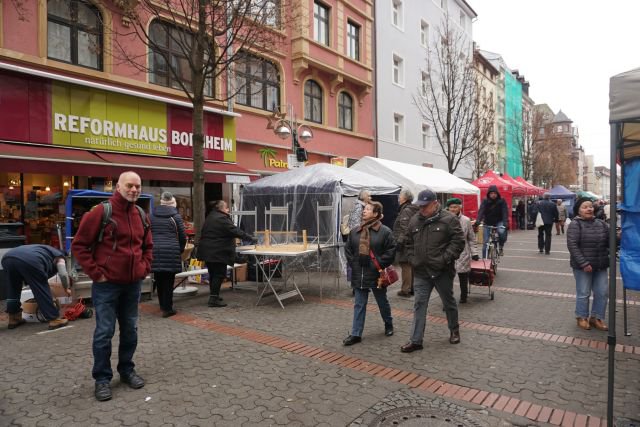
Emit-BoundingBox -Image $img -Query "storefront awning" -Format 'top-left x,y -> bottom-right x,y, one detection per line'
94,152 -> 258,183
0,142 -> 258,183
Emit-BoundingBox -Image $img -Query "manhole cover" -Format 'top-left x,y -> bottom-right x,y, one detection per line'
369,407 -> 477,427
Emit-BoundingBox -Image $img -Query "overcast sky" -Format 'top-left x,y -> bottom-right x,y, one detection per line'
472,0 -> 639,168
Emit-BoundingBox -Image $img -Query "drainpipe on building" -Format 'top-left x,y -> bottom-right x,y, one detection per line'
372,2 -> 378,159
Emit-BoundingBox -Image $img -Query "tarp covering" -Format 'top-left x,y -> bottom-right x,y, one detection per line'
500,172 -> 526,196
240,163 -> 400,242
349,157 -> 480,197
620,159 -> 640,290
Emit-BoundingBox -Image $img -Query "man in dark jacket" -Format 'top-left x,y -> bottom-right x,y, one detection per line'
536,193 -> 559,254
1,244 -> 70,330
400,189 -> 465,353
392,189 -> 419,297
198,200 -> 256,307
72,171 -> 153,402
476,185 -> 509,257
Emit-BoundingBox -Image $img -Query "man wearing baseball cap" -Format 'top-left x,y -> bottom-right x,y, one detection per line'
401,189 -> 465,352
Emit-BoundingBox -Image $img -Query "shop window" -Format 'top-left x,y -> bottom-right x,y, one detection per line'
47,0 -> 103,70
21,174 -> 70,246
338,92 -> 353,131
0,174 -> 23,223
149,20 -> 213,96
235,52 -> 280,111
304,80 -> 323,123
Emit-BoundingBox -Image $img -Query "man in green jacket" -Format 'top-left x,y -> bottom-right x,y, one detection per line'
400,189 -> 465,352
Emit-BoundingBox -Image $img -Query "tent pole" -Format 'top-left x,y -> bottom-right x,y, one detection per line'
606,123 -> 619,427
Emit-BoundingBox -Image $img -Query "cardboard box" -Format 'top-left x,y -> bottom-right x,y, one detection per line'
235,263 -> 248,282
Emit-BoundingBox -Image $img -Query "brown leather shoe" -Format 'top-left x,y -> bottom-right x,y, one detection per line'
589,317 -> 608,331
577,317 -> 591,330
400,342 -> 423,353
397,291 -> 411,297
48,318 -> 69,330
449,328 -> 461,344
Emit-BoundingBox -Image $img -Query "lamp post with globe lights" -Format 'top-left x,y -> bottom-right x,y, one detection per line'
270,104 -> 313,165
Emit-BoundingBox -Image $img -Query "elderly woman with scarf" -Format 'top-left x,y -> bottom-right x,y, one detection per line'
343,201 -> 397,346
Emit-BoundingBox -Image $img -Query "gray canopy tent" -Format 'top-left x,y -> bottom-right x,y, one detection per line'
608,66 -> 640,425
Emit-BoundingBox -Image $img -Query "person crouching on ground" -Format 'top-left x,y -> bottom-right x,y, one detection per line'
401,189 -> 465,353
343,201 -> 396,346
1,244 -> 70,330
198,200 -> 257,308
151,192 -> 187,318
446,198 -> 479,304
567,198 -> 610,331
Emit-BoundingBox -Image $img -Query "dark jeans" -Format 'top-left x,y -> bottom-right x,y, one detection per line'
92,280 -> 141,384
409,273 -> 458,345
154,272 -> 176,312
458,272 -> 469,300
1,256 -> 59,320
351,287 -> 392,337
538,224 -> 553,253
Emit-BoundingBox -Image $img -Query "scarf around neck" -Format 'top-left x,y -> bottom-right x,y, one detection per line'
358,216 -> 382,256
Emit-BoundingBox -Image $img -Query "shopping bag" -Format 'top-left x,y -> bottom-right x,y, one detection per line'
188,258 -> 205,283
535,212 -> 544,228
565,217 -> 571,226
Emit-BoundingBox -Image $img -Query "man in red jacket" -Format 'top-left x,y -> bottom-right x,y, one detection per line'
72,171 -> 153,402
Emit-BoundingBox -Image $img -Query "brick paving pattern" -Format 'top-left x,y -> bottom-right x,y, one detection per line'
0,232 -> 639,426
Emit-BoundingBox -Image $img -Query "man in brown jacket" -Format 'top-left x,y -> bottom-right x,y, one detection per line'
392,189 -> 419,297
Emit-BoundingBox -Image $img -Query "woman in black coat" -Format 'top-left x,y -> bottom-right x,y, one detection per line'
198,200 -> 256,307
343,201 -> 396,346
151,192 -> 187,318
567,198 -> 609,331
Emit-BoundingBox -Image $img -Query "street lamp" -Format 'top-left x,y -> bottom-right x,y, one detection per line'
271,104 -> 313,163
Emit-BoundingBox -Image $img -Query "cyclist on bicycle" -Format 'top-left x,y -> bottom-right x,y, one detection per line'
476,185 -> 508,258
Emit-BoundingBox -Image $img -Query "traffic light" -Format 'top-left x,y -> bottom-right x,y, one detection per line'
295,146 -> 308,162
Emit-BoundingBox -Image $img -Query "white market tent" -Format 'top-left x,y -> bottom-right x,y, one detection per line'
350,156 -> 480,198
608,67 -> 640,425
240,163 -> 401,240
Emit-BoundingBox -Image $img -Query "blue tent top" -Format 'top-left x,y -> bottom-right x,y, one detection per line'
548,185 -> 576,199
64,190 -> 153,253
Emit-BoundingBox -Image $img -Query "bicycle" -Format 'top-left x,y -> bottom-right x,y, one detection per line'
484,225 -> 504,274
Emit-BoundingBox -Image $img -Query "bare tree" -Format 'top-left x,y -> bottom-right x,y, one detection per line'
414,18 -> 476,175
532,133 -> 575,188
469,75 -> 496,179
111,0 -> 298,242
509,110 -> 533,180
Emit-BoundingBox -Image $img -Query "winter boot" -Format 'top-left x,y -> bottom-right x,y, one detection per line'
207,295 -> 227,308
8,311 -> 26,329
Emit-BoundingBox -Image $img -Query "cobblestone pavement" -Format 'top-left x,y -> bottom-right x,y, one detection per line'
1,230 -> 639,426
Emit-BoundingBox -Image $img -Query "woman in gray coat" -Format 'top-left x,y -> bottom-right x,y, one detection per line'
446,198 -> 479,303
566,198 -> 609,331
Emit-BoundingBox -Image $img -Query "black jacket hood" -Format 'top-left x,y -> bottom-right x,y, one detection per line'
487,185 -> 501,199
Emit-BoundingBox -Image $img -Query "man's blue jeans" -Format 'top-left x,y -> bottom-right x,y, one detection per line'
92,281 -> 141,384
351,287 -> 392,337
573,268 -> 608,320
409,274 -> 458,345
482,221 -> 507,258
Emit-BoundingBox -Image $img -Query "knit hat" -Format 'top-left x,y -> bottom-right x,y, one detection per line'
573,197 -> 592,217
446,197 -> 462,207
160,191 -> 177,207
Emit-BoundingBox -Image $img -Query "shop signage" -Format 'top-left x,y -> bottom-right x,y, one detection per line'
0,70 -> 237,162
258,148 -> 288,169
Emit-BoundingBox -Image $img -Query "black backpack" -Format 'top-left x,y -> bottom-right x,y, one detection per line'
96,201 -> 150,250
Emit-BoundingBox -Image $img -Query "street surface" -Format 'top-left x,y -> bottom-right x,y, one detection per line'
1,230 -> 639,426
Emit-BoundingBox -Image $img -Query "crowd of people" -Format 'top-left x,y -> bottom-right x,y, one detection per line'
3,170 -> 616,402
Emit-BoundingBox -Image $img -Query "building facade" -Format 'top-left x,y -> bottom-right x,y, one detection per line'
472,48 -> 499,178
374,0 -> 476,180
0,0 -> 375,243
